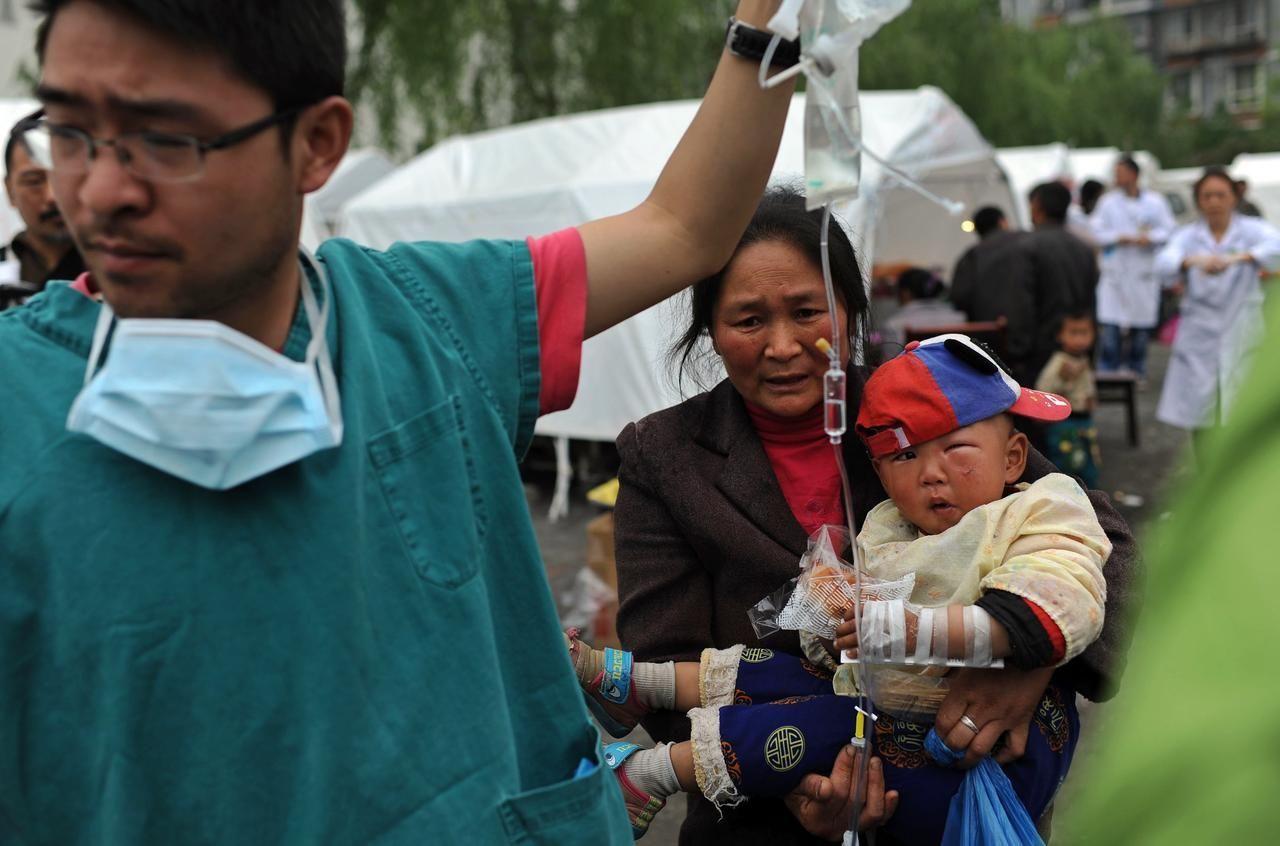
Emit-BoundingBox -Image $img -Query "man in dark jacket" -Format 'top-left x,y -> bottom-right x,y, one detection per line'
1023,180 -> 1100,377
949,205 -> 1041,383
2,126 -> 86,309
951,189 -> 1098,388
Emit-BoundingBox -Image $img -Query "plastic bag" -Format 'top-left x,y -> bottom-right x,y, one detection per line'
925,730 -> 1045,846
747,525 -> 915,640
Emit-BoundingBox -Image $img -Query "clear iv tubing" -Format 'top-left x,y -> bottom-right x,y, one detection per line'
820,206 -> 874,844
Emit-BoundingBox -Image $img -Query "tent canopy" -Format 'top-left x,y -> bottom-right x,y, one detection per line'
1226,153 -> 1280,221
301,148 -> 395,250
1,98 -> 41,248
995,143 -> 1071,228
1068,147 -> 1161,187
342,88 -> 1016,442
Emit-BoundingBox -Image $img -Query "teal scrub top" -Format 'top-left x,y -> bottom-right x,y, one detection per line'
0,239 -> 631,845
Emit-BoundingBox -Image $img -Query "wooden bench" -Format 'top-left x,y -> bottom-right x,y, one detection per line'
1095,372 -> 1140,447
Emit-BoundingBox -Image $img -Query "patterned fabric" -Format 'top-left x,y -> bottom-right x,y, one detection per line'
703,650 -> 1078,845
1044,417 -> 1101,488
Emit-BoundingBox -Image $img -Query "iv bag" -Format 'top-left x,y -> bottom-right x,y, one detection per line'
782,0 -> 912,210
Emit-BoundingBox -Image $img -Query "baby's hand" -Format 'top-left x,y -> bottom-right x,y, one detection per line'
834,603 -> 923,659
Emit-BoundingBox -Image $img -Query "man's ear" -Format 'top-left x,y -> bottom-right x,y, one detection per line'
1005,429 -> 1030,484
294,96 -> 354,196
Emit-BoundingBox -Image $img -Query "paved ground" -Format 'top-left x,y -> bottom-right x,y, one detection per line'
525,342 -> 1189,844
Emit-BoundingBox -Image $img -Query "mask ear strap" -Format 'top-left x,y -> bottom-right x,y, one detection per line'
82,301 -> 117,386
298,250 -> 344,439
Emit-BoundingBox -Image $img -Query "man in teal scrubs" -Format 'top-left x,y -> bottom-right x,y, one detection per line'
0,1 -> 805,843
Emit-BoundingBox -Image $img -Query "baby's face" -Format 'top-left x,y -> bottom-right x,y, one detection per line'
873,416 -> 1027,535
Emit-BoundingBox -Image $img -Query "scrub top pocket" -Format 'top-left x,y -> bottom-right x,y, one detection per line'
498,724 -> 627,845
368,396 -> 485,588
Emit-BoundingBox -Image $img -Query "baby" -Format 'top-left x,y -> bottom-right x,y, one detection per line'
571,334 -> 1110,842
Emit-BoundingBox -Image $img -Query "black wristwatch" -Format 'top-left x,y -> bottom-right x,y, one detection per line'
725,17 -> 801,68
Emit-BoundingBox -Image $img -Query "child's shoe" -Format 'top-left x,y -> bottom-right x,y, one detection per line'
565,628 -> 649,737
603,742 -> 666,840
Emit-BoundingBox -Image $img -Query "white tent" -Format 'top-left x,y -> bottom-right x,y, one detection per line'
1154,166 -> 1202,222
996,143 -> 1071,228
1068,147 -> 1161,188
1,98 -> 41,248
300,148 -> 395,251
1225,153 -> 1280,222
342,88 -> 1016,442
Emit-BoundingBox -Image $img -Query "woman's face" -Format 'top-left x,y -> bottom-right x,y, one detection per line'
711,239 -> 849,418
1197,175 -> 1237,226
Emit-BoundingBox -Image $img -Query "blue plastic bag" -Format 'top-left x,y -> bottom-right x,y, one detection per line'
925,730 -> 1045,846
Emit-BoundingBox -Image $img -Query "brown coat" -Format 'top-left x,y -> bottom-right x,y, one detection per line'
614,377 -> 1141,846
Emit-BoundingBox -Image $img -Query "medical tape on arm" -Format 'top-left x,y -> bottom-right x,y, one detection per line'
964,606 -> 994,667
913,607 -> 935,664
859,600 -> 909,663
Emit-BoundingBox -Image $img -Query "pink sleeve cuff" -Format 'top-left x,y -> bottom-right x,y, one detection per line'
71,272 -> 97,297
527,228 -> 588,416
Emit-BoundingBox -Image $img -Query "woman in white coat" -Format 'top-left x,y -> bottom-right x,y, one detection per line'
1156,167 -> 1280,444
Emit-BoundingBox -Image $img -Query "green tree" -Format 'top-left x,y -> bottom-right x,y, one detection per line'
859,0 -> 1163,151
349,0 -> 730,153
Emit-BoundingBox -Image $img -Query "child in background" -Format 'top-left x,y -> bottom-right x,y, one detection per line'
570,334 -> 1110,842
1035,313 -> 1101,487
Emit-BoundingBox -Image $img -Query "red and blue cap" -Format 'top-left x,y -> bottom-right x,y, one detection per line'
856,334 -> 1071,459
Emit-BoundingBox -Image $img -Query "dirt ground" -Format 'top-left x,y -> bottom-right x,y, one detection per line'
525,342 -> 1189,845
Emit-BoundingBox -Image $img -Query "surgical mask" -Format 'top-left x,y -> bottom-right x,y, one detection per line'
66,251 -> 343,490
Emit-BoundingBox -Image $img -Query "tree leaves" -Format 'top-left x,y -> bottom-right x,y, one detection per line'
347,0 -> 1268,167
349,0 -> 729,153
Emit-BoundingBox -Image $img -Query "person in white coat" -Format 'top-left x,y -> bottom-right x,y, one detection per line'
1091,156 -> 1177,377
1155,167 -> 1280,446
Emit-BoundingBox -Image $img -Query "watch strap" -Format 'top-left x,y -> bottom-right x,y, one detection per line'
725,16 -> 801,69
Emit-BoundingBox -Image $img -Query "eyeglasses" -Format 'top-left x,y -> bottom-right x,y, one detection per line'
13,106 -> 306,184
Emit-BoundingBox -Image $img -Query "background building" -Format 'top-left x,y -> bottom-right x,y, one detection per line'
1004,1 -> 1280,126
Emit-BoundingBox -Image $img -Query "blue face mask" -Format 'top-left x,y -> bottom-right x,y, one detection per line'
66,252 -> 344,490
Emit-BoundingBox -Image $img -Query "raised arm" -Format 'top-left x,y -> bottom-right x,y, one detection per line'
578,1 -> 794,337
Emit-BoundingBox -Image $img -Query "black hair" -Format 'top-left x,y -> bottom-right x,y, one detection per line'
972,206 -> 1006,238
669,184 -> 870,390
1029,181 -> 1071,223
31,0 -> 346,113
1116,154 -> 1140,176
3,131 -> 28,179
1194,166 -> 1236,203
897,267 -> 945,301
1079,179 -> 1105,214
1055,310 -> 1095,333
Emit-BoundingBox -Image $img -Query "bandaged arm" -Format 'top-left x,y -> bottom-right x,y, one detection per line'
977,476 -> 1111,663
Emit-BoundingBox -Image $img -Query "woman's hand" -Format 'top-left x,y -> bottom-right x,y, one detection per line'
784,745 -> 899,840
934,665 -> 1054,769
